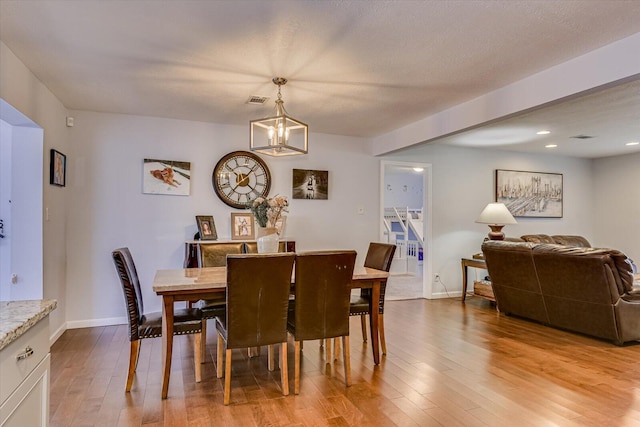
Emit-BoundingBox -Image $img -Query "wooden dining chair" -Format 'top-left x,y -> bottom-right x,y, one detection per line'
112,247 -> 203,392
349,242 -> 396,354
287,250 -> 357,394
214,253 -> 295,405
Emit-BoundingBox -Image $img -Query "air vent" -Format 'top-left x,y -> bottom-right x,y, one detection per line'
570,135 -> 594,139
246,96 -> 269,105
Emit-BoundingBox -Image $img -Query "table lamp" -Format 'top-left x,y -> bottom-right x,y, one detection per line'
475,202 -> 517,240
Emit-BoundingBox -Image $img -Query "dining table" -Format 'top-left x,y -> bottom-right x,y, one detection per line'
152,264 -> 390,399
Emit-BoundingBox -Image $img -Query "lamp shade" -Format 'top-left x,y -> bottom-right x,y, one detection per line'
475,203 -> 517,225
476,203 -> 517,225
476,203 -> 517,241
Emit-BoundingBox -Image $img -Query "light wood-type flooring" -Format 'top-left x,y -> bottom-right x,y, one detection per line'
49,297 -> 640,426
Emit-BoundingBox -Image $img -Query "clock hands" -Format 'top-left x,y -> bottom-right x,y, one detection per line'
213,151 -> 271,209
232,174 -> 250,190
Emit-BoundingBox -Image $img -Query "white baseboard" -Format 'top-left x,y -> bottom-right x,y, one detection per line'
430,290 -> 462,299
48,317 -> 129,346
49,321 -> 67,346
66,316 -> 127,330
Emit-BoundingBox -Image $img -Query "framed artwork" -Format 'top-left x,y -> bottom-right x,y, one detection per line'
495,169 -> 563,218
50,149 -> 66,187
196,215 -> 217,240
143,159 -> 191,196
231,212 -> 255,240
292,169 -> 328,200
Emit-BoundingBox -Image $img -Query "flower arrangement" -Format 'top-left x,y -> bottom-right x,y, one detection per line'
249,195 -> 289,228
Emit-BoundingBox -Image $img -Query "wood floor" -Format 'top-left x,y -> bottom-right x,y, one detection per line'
49,297 -> 640,426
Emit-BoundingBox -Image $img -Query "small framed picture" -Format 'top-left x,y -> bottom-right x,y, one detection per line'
231,212 -> 255,240
196,215 -> 217,240
292,169 -> 328,199
143,158 -> 191,196
50,149 -> 66,187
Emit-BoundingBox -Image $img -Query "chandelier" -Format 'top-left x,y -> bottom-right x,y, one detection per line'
250,77 -> 308,156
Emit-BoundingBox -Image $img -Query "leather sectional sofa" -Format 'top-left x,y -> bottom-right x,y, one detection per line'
481,236 -> 638,345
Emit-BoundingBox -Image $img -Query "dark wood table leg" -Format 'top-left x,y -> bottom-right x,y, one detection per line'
461,260 -> 468,302
369,279 -> 380,364
161,295 -> 175,399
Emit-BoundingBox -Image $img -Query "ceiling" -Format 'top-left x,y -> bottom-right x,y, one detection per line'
1,1 -> 639,158
436,78 -> 640,158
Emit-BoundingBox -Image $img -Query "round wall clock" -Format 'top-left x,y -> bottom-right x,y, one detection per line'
212,151 -> 271,209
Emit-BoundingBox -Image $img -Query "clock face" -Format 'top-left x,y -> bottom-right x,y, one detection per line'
212,151 -> 271,209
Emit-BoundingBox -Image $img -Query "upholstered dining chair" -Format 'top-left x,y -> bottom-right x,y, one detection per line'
349,242 -> 396,354
196,242 -> 245,355
243,241 -> 286,253
214,253 -> 295,405
112,247 -> 203,392
287,250 -> 357,394
198,242 -> 245,267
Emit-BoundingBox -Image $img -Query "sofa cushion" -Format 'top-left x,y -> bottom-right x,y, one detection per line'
551,235 -> 591,248
521,234 -> 555,244
532,244 -> 634,295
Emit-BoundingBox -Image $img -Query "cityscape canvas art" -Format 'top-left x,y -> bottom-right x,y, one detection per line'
495,169 -> 563,218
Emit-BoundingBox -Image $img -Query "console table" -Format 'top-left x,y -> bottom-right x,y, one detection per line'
461,257 -> 493,302
183,239 -> 296,267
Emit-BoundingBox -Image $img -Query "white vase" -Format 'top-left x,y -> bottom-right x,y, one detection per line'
256,227 -> 279,253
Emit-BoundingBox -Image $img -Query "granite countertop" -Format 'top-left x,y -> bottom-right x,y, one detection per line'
0,300 -> 57,351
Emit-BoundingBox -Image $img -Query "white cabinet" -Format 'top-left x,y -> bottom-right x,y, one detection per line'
0,316 -> 50,427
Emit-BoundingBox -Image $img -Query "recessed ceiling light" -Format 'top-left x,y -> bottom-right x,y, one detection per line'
626,141 -> 639,146
545,144 -> 558,148
537,130 -> 551,135
412,167 -> 424,172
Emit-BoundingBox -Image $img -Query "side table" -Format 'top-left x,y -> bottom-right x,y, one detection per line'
461,257 -> 488,302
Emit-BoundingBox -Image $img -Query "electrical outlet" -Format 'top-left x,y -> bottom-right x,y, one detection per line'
434,273 -> 440,281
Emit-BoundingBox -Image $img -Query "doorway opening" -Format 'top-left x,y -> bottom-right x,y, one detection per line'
380,160 -> 432,300
0,98 -> 44,300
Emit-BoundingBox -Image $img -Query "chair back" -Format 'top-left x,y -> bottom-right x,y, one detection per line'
361,243 -> 396,313
364,243 -> 396,272
199,242 -> 244,267
112,247 -> 144,341
293,251 -> 357,341
243,241 -> 286,254
225,253 -> 295,348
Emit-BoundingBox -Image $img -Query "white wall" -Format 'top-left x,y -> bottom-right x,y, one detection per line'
65,110 -> 379,326
384,144 -> 594,296
384,172 -> 423,210
0,42 -> 69,340
592,152 -> 640,260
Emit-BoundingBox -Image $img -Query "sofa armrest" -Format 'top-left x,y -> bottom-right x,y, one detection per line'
621,290 -> 640,302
